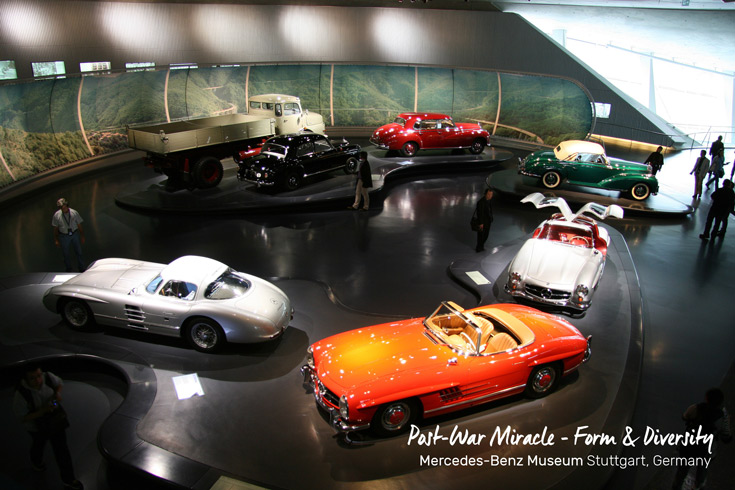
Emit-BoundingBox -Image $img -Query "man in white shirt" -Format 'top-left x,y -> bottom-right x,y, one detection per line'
51,198 -> 86,272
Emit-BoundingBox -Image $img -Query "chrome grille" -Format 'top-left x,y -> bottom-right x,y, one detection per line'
317,379 -> 340,408
525,285 -> 571,300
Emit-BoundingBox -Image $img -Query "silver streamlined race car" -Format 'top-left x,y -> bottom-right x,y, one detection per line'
505,193 -> 624,312
42,255 -> 292,352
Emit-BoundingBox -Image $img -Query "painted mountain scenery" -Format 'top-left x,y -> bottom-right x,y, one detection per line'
0,63 -> 592,187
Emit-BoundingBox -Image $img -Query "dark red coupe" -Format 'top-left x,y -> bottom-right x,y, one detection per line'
370,112 -> 490,157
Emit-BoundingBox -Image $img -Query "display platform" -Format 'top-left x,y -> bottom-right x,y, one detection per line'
0,227 -> 641,490
114,146 -> 513,214
489,168 -> 694,216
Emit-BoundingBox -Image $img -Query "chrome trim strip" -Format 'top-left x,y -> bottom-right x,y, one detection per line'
424,383 -> 527,415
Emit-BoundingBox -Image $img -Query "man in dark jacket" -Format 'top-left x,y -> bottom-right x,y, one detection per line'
700,179 -> 735,240
349,151 -> 373,211
644,146 -> 664,176
474,187 -> 494,252
709,135 -> 724,159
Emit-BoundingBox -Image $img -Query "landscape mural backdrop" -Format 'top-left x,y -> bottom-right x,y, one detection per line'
0,63 -> 592,188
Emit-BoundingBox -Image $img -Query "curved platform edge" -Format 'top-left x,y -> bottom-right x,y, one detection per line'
113,146 -> 514,215
488,168 -> 694,217
448,226 -> 644,489
0,343 -> 230,490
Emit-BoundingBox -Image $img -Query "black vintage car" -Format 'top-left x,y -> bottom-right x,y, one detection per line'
237,133 -> 361,190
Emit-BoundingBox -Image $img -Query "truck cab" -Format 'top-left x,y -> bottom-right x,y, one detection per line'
248,94 -> 325,135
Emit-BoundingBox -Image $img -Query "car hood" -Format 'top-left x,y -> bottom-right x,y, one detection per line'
606,157 -> 651,173
63,258 -> 162,292
313,319 -> 454,393
513,240 -> 593,287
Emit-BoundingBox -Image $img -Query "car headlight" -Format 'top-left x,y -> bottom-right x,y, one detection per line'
575,285 -> 589,302
509,272 -> 522,290
306,346 -> 314,370
339,395 -> 349,419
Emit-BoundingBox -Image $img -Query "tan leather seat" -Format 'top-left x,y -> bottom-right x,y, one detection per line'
474,317 -> 494,340
489,332 -> 518,352
447,335 -> 466,349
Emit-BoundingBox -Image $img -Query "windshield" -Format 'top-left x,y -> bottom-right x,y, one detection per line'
204,269 -> 251,300
424,302 -> 490,355
261,142 -> 287,157
145,275 -> 163,294
539,224 -> 593,248
393,117 -> 406,126
573,152 -> 608,164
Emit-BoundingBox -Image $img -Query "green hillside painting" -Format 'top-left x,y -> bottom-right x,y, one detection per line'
0,63 -> 592,187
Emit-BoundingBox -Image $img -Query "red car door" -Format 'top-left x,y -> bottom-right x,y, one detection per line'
437,118 -> 462,147
417,119 -> 442,149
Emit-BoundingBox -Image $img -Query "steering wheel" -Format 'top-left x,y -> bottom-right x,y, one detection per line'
570,236 -> 592,247
460,332 -> 475,350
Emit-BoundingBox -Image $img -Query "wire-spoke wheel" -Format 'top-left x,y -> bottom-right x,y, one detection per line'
60,298 -> 95,331
185,318 -> 225,353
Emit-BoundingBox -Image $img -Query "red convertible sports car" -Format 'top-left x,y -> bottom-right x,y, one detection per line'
302,301 -> 591,437
370,112 -> 490,157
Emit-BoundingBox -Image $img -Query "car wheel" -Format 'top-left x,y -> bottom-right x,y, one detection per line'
60,298 -> 95,331
525,364 -> 560,398
401,142 -> 419,157
192,157 -> 224,189
343,156 -> 359,174
630,182 -> 650,201
470,138 -> 486,154
185,318 -> 225,353
284,169 -> 303,191
541,170 -> 562,189
371,399 -> 418,437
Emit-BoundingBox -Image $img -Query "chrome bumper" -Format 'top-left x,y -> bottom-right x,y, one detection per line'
300,365 -> 370,433
504,284 -> 590,311
369,138 -> 389,150
236,173 -> 276,187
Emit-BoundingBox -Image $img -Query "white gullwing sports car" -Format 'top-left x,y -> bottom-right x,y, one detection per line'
43,255 -> 293,352
505,193 -> 623,312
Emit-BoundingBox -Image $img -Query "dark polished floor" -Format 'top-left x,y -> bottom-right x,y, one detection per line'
0,142 -> 733,490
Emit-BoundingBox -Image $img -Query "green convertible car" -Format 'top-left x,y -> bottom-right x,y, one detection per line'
519,140 -> 659,200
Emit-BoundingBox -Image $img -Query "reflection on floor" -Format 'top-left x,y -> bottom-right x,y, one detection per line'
0,142 -> 732,490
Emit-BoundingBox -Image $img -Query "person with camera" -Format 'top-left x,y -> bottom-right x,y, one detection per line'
13,364 -> 83,490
